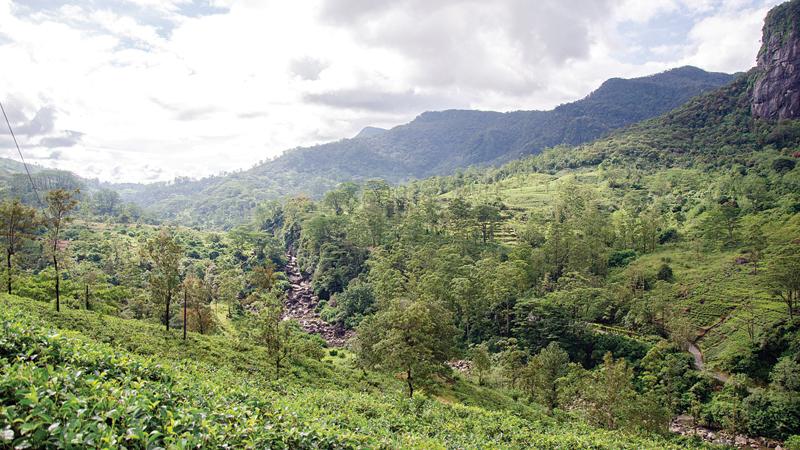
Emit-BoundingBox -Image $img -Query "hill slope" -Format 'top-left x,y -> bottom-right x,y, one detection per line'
0,295 -> 701,449
116,66 -> 733,227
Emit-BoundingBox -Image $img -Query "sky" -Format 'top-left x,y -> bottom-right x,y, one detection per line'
0,0 -> 784,183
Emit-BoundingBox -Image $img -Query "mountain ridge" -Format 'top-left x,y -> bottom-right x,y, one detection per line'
113,65 -> 734,227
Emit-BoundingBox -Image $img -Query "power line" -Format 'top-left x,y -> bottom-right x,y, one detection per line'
0,100 -> 44,208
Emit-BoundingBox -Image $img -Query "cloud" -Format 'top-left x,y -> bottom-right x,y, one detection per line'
0,102 -> 83,147
150,98 -> 221,121
290,56 -> 328,81
305,88 -> 466,113
14,106 -> 57,136
318,0 -> 615,95
0,0 -> 781,182
39,130 -> 84,148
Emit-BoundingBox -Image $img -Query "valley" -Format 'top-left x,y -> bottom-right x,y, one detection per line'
0,1 -> 800,449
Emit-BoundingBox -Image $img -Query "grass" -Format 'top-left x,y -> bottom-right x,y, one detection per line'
0,294 -> 709,449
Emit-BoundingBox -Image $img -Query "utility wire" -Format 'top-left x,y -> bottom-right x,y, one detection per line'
0,100 -> 44,208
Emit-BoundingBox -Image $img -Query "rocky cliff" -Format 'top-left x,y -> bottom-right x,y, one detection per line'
752,0 -> 800,120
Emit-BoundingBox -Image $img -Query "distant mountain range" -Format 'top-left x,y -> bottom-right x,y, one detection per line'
0,66 -> 735,227
286,66 -> 733,179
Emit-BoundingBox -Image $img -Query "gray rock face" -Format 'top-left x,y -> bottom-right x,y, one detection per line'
752,1 -> 800,120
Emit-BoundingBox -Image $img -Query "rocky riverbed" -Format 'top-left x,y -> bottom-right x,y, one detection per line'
670,415 -> 784,449
283,254 -> 353,347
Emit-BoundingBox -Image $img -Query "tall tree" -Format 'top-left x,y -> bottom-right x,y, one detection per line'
744,222 -> 767,275
92,188 -> 120,216
356,297 -> 456,397
474,203 -> 501,244
142,228 -> 184,331
44,189 -> 78,312
252,292 -> 293,379
0,199 -> 38,294
523,342 -> 570,414
469,343 -> 492,385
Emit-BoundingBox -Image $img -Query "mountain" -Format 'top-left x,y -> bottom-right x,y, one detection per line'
119,66 -> 734,227
255,66 -> 734,179
354,126 -> 387,139
752,0 -> 800,120
0,160 -> 89,206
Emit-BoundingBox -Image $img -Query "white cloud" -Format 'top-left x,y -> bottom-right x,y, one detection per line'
0,0 -> 783,182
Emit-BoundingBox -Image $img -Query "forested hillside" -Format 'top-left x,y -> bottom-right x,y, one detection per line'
112,66 -> 732,228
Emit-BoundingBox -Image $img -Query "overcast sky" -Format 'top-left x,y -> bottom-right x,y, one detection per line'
0,0 -> 783,183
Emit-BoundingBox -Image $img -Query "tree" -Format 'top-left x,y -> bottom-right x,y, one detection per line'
183,280 -> 189,340
769,244 -> 800,319
770,357 -> 800,392
323,182 -> 359,215
497,339 -> 528,389
523,342 -> 570,414
361,179 -> 392,246
446,197 -> 473,242
708,198 -> 740,246
356,297 -> 456,397
474,203 -> 501,243
92,188 -> 120,216
252,292 -> 293,379
469,343 -> 492,385
332,278 -> 375,328
0,199 -> 38,294
75,261 -> 101,310
250,263 -> 276,291
182,274 -> 200,340
219,268 -> 244,316
745,222 -> 768,274
44,189 -> 78,312
142,228 -> 184,331
772,157 -> 796,174
563,353 -> 669,433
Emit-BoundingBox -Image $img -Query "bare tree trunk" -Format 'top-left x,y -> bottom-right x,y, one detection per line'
85,283 -> 90,310
6,249 -> 12,295
54,255 -> 60,312
166,290 -> 171,332
183,287 -> 187,340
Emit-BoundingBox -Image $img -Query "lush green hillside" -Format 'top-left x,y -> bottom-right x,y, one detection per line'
0,295 -> 704,449
113,66 -> 732,228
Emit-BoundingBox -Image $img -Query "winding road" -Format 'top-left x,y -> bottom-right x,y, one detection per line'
687,313 -> 734,383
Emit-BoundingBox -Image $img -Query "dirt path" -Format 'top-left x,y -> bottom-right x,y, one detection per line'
283,254 -> 353,347
688,313 -> 733,383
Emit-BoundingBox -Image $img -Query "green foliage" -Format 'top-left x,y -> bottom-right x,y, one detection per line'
561,353 -> 671,434
356,297 -> 456,397
469,343 -> 492,385
328,278 -> 375,328
0,296 -> 700,449
522,342 -> 570,414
